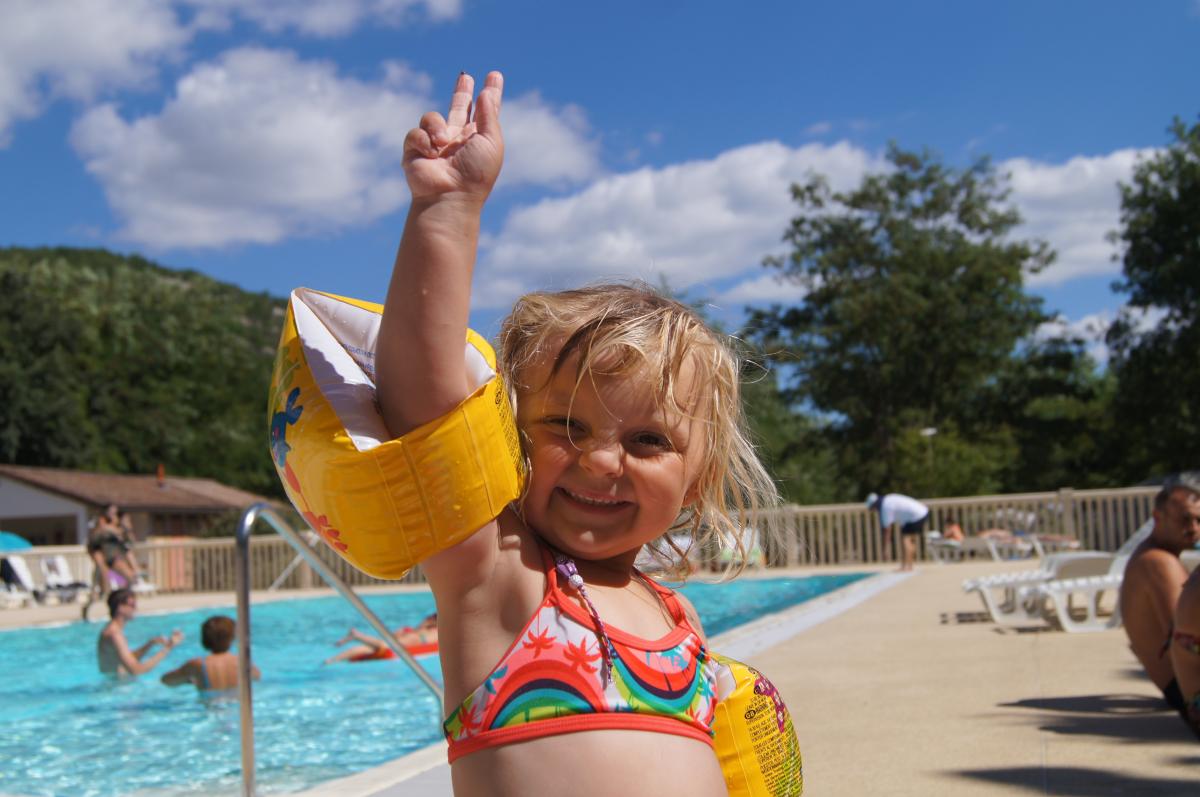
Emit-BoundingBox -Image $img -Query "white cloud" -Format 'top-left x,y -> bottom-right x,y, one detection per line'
803,121 -> 832,136
475,138 -> 1148,312
183,0 -> 462,37
475,140 -> 884,308
716,272 -> 810,306
1003,150 -> 1146,286
70,48 -> 599,248
0,0 -> 190,146
500,93 -> 601,187
0,0 -> 464,146
1035,306 -> 1166,366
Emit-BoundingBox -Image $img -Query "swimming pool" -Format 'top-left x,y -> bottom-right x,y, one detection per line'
1,572 -> 869,796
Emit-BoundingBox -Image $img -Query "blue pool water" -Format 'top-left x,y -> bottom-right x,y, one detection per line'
1,572 -> 869,796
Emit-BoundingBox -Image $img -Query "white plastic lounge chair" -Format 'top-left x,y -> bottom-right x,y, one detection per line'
636,533 -> 701,575
2,556 -> 34,608
717,528 -> 766,570
962,520 -> 1152,626
2,555 -> 45,606
1035,537 -> 1200,634
40,555 -> 88,603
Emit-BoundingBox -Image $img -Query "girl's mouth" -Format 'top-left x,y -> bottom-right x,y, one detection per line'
557,487 -> 630,511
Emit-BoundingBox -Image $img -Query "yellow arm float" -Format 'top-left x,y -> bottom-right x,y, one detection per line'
267,288 -> 526,579
712,652 -> 804,796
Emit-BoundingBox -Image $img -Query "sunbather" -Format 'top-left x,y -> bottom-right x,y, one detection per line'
1120,474 -> 1200,717
324,613 -> 438,664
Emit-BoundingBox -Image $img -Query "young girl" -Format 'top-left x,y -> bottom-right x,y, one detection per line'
376,71 -> 779,796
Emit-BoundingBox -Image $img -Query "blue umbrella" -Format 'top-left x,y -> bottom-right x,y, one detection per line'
0,531 -> 32,552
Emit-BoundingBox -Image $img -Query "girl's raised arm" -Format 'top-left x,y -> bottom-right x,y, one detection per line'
376,71 -> 504,437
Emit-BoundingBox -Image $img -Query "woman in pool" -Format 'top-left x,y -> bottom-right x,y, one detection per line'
374,70 -> 779,795
161,615 -> 260,691
324,613 -> 439,664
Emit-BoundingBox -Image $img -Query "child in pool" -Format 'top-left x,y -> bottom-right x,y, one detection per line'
377,71 -> 778,796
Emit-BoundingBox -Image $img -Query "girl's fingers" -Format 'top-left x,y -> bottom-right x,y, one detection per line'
419,111 -> 449,148
473,71 -> 504,138
403,127 -> 437,162
437,123 -> 477,159
446,72 -> 475,129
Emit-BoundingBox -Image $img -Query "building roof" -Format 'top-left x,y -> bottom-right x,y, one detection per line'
0,464 -> 275,513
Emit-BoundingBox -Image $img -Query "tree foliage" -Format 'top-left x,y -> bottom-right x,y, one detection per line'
749,146 -> 1058,496
1106,116 -> 1200,479
0,247 -> 285,496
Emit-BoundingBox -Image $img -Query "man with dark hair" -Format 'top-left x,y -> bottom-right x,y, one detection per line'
97,587 -> 182,677
1120,473 -> 1200,717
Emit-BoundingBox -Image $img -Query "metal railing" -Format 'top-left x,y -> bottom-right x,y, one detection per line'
234,503 -> 443,797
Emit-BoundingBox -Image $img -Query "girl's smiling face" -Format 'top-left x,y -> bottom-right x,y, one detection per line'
516,350 -> 706,567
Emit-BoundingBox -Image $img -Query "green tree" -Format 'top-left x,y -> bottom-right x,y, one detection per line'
0,247 -> 286,498
970,337 -> 1115,491
740,364 -> 844,504
1106,116 -> 1200,478
749,145 -> 1052,497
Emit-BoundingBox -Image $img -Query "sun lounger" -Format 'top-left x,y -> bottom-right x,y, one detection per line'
963,520 -> 1153,627
1035,547 -> 1200,633
40,555 -> 88,604
1034,572 -> 1124,632
927,531 -> 1034,563
1,555 -> 45,606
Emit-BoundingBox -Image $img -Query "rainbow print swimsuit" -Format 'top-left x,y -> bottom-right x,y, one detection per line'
443,545 -> 720,762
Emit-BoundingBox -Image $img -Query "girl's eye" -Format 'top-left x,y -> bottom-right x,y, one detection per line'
632,432 -> 673,451
544,417 -> 582,433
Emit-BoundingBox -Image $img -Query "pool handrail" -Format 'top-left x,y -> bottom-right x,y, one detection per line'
235,503 -> 445,797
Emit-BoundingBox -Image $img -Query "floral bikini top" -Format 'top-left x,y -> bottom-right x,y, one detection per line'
442,544 -> 720,763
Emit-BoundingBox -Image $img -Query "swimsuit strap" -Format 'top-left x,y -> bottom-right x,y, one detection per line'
551,551 -> 618,686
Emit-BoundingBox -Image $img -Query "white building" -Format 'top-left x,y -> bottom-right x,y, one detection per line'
0,464 -> 274,546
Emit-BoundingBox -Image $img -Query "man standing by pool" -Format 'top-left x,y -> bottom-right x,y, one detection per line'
867,492 -> 931,572
97,588 -> 183,677
1120,474 -> 1200,717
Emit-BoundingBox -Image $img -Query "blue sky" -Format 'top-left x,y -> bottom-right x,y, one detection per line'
2,0 -> 1198,351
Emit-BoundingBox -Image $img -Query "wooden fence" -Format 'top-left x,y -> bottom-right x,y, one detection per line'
760,485 -> 1158,567
9,485 -> 1160,595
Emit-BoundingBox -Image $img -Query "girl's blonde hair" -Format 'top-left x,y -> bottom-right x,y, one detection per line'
498,281 -> 780,579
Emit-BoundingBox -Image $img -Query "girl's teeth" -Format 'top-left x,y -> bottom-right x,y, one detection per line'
567,490 -> 621,506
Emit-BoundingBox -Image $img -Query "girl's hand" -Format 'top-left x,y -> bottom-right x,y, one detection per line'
403,71 -> 504,203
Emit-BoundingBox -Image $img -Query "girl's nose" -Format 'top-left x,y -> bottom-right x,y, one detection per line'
578,439 -> 623,478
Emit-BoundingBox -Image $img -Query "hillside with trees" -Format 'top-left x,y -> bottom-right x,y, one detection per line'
0,247 -> 286,497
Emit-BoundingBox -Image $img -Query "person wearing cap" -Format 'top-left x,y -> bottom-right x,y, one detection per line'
866,492 -> 930,572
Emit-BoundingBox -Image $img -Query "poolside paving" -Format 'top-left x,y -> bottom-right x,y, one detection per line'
6,560 -> 1198,795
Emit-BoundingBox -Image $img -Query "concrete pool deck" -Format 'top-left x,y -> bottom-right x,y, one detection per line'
5,560 -> 1198,795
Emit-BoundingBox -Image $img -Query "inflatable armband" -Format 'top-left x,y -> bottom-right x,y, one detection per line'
268,288 -> 525,579
712,653 -> 803,796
